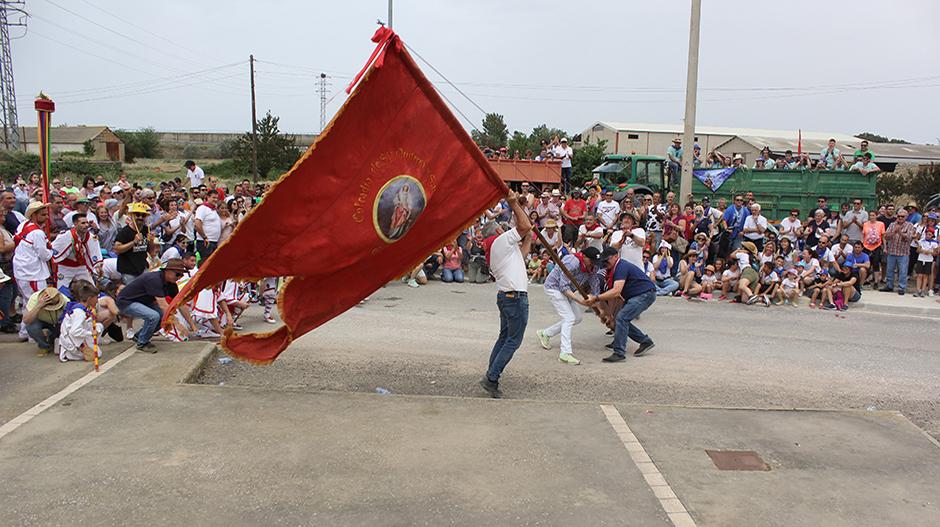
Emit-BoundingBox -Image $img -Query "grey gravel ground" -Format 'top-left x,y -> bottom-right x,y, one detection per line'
199,280 -> 940,440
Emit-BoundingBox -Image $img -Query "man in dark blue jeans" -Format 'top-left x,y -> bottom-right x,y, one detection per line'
117,259 -> 184,352
588,248 -> 657,362
480,191 -> 532,398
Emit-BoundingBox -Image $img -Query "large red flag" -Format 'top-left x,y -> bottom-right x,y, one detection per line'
165,28 -> 508,363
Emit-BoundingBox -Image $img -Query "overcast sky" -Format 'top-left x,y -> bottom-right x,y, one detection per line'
12,0 -> 940,143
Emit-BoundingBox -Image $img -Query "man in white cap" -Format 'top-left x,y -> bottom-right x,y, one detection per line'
52,212 -> 103,288
13,201 -> 53,338
553,138 -> 573,194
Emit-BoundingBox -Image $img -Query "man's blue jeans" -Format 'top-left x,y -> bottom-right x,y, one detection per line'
487,291 -> 529,383
655,278 -> 679,296
885,253 -> 909,292
612,290 -> 656,357
121,301 -> 163,345
26,320 -> 59,351
442,268 -> 465,283
0,279 -> 16,330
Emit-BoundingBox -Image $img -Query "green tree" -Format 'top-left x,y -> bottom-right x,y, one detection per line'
506,131 -> 529,158
470,113 -> 508,150
82,139 -> 95,156
856,132 -> 911,144
233,111 -> 301,179
527,124 -> 569,150
906,163 -> 940,206
114,126 -> 161,163
875,172 -> 907,204
571,137 -> 608,187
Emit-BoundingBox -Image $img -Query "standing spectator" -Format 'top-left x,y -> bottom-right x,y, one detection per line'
12,202 -> 53,339
595,190 -> 621,233
820,138 -> 840,168
554,138 -> 573,194
577,214 -> 605,252
2,189 -> 24,234
535,192 -> 558,228
113,203 -> 152,284
913,228 -> 938,297
96,204 -> 118,254
666,137 -> 683,181
906,202 -> 922,226
881,209 -> 916,295
479,192 -> 532,399
194,191 -> 222,260
117,259 -> 186,352
842,198 -> 867,243
560,189 -> 586,241
862,211 -> 886,288
721,195 -> 747,255
645,193 -> 664,248
854,140 -> 875,160
610,210 -> 645,269
185,160 -> 205,188
0,220 -> 15,334
742,203 -> 768,251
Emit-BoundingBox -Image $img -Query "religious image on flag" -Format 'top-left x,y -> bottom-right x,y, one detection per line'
692,167 -> 737,192
163,27 -> 509,363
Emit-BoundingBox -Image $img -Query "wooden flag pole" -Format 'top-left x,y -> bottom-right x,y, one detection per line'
91,305 -> 99,372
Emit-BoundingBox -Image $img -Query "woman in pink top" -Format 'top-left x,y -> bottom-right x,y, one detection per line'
862,211 -> 886,287
442,240 -> 465,283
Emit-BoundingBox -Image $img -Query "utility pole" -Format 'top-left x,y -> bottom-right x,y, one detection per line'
249,54 -> 259,183
318,73 -> 329,133
387,0 -> 393,29
679,0 -> 701,203
0,1 -> 26,150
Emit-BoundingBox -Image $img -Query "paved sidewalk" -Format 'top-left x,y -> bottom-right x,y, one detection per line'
1,345 -> 938,526
854,289 -> 940,317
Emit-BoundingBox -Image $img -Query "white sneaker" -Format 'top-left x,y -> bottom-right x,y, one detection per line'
198,329 -> 221,339
264,315 -> 277,324
126,328 -> 135,340
929,290 -> 936,298
407,279 -> 419,288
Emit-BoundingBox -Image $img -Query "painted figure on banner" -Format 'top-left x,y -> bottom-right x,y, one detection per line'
375,176 -> 426,242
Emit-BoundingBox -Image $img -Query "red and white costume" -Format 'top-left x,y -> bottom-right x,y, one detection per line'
52,228 -> 102,288
58,303 -> 102,362
13,220 -> 52,338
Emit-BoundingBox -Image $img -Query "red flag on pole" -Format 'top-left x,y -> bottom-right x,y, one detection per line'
797,128 -> 802,157
164,28 -> 508,363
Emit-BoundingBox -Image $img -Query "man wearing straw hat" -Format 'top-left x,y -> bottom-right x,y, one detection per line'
13,201 -> 54,339
21,285 -> 68,357
113,202 -> 151,284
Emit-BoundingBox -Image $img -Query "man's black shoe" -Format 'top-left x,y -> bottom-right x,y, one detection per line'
602,353 -> 626,362
634,341 -> 655,356
898,290 -> 905,296
479,378 -> 501,399
605,330 -> 614,336
0,325 -> 17,334
879,287 -> 892,292
136,342 -> 157,353
605,342 -> 614,349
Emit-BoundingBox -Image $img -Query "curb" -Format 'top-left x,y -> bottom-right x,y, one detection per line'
854,301 -> 940,318
178,343 -> 219,385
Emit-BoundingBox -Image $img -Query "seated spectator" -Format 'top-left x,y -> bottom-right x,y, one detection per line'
807,267 -> 833,308
774,268 -> 801,306
423,250 -> 443,280
22,286 -> 68,357
652,242 -> 679,296
116,259 -> 185,352
441,241 -> 465,283
466,232 -> 489,284
719,259 -> 741,300
731,241 -> 760,304
850,153 -> 880,175
753,260 -> 779,306
678,252 -> 703,298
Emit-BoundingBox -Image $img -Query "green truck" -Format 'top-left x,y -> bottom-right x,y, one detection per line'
592,154 -> 878,220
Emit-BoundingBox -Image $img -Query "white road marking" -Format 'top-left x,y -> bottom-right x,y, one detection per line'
0,347 -> 137,442
601,404 -> 697,527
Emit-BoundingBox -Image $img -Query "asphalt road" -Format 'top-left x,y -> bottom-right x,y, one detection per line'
200,280 -> 940,440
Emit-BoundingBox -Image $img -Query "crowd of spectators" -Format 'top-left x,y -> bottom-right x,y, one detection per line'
1,161 -> 276,361
412,179 -> 940,310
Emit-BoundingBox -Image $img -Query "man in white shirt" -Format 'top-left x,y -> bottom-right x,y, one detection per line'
13,202 -> 53,339
850,153 -> 880,175
578,214 -> 605,252
742,203 -> 768,250
778,209 -> 802,243
194,191 -> 222,260
185,160 -> 205,188
51,213 -> 103,288
609,210 -> 646,269
479,191 -> 532,399
63,197 -> 99,229
553,138 -> 574,194
595,190 -> 621,232
841,198 -> 867,243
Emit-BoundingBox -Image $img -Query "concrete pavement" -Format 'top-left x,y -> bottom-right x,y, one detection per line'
1,343 -> 938,526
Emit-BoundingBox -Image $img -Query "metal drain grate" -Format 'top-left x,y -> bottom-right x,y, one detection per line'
705,450 -> 770,471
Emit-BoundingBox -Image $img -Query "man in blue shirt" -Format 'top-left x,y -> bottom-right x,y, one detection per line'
587,247 -> 656,362
722,194 -> 748,254
843,241 -> 871,287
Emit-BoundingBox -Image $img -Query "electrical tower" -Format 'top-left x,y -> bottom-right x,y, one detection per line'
318,73 -> 329,133
0,1 -> 26,150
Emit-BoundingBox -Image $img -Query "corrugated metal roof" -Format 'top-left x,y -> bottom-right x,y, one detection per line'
17,125 -> 113,144
729,135 -> 940,164
592,121 -> 858,141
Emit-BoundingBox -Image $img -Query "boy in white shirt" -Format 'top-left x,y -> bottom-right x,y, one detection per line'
58,281 -> 103,362
775,268 -> 801,306
914,229 -> 938,297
